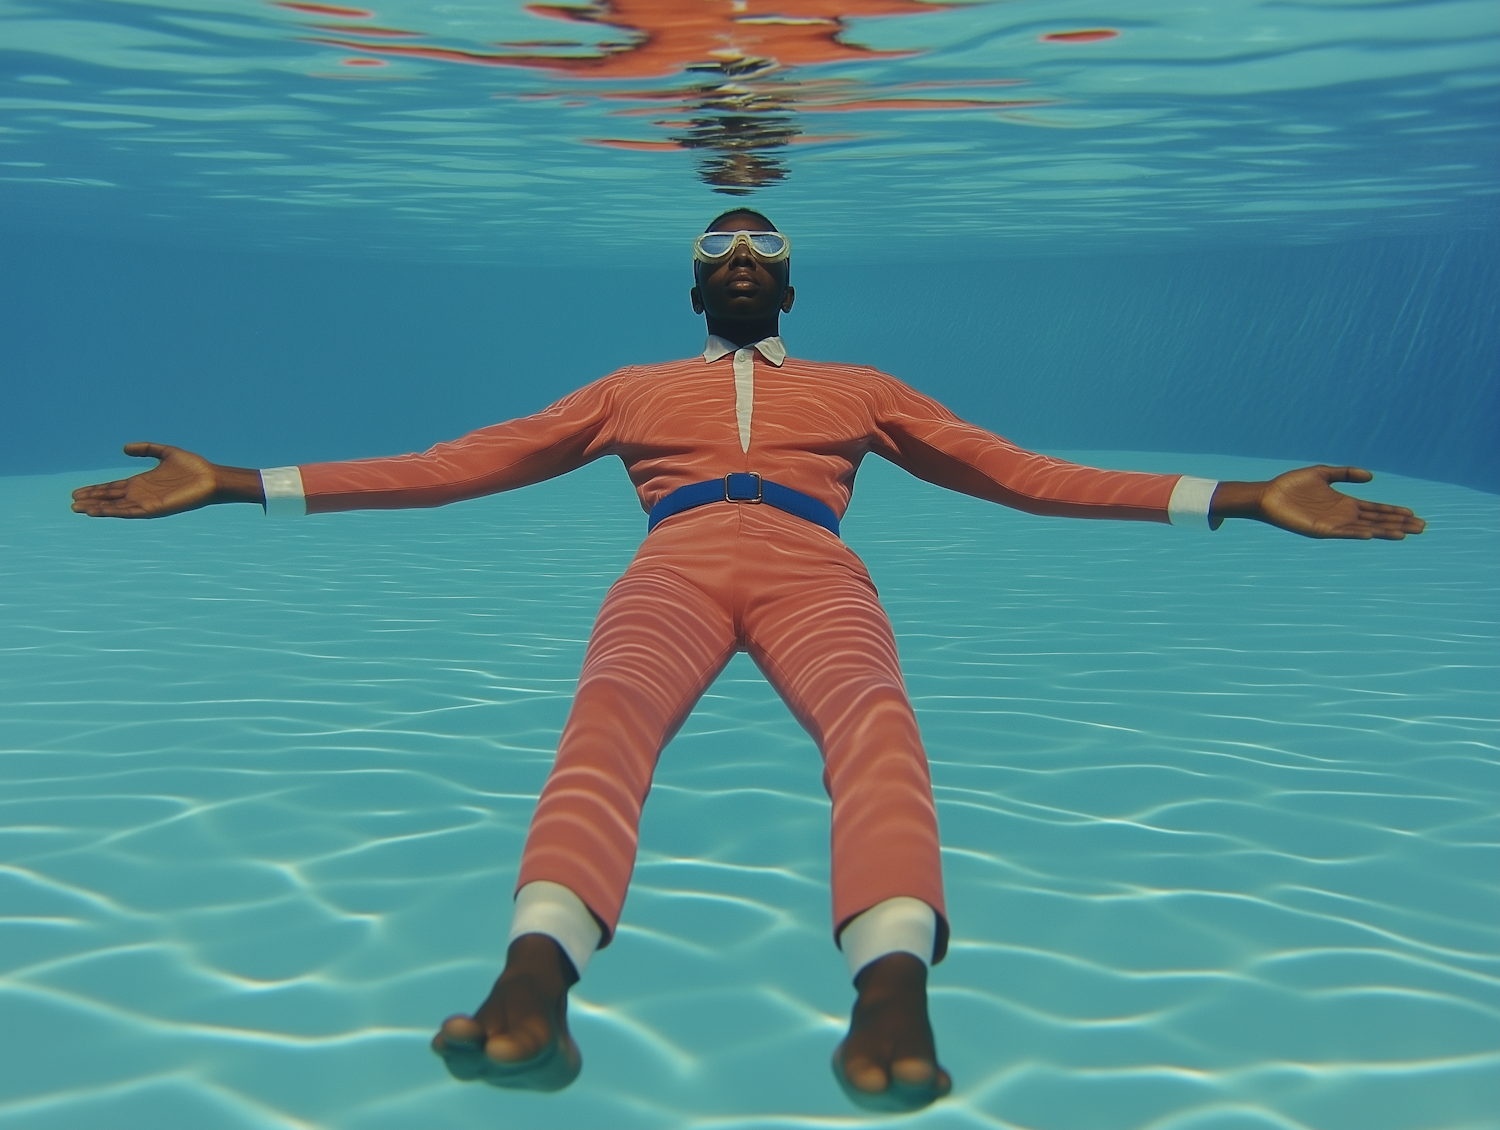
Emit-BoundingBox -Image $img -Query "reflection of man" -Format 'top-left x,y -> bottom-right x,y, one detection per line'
72,209 -> 1426,1112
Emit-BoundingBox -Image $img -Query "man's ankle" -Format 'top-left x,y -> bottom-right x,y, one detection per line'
854,951 -> 927,997
505,932 -> 579,989
508,881 -> 601,979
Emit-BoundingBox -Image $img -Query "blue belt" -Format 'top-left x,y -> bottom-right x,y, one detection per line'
648,473 -> 840,537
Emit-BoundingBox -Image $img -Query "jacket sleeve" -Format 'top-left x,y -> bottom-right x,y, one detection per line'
867,372 -> 1200,524
293,370 -> 624,514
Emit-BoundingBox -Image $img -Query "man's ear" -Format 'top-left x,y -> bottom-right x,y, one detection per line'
781,285 -> 795,315
691,285 -> 704,315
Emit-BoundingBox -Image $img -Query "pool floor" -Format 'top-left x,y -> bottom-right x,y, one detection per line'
2,454 -> 1496,1129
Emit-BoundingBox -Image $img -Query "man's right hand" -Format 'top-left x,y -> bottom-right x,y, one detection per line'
71,443 -> 264,518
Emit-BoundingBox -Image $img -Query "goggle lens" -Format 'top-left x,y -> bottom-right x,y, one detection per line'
694,231 -> 789,260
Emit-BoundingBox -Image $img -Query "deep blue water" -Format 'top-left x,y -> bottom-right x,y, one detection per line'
5,233 -> 1497,491
3,1 -> 1498,1127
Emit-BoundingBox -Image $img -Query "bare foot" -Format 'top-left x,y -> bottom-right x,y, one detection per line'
832,952 -> 952,1112
431,933 -> 582,1091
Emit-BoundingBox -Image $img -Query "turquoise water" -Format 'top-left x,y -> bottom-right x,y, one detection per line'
2,0 -> 1496,257
4,0 -> 1500,1126
3,456 -> 1498,1129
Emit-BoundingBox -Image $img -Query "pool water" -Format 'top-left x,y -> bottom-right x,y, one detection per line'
2,0 -> 1496,258
3,455 -> 1497,1129
3,0 -> 1498,1126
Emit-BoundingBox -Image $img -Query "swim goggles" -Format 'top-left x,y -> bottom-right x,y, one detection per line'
692,230 -> 791,264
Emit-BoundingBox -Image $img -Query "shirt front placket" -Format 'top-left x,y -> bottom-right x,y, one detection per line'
732,346 -> 755,453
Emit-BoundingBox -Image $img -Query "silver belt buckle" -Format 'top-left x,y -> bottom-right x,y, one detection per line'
724,472 -> 764,503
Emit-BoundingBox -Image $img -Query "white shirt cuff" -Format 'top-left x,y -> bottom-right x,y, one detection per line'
509,881 -> 602,979
260,467 -> 306,518
1168,475 -> 1218,529
840,896 -> 937,979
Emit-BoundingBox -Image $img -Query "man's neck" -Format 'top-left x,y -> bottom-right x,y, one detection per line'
704,318 -> 779,348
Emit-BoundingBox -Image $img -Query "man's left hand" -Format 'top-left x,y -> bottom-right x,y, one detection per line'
1210,466 -> 1426,539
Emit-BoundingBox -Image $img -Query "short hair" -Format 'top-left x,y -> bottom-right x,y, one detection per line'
704,208 -> 777,232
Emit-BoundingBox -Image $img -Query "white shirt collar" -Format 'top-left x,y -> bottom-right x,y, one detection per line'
703,335 -> 786,367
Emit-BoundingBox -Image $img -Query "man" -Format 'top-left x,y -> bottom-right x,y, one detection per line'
71,209 -> 1425,1112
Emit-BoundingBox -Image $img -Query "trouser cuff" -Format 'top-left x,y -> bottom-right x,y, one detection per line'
508,880 -> 602,979
839,896 -> 937,980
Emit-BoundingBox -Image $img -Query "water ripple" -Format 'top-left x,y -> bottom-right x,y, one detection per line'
2,457 -> 1497,1128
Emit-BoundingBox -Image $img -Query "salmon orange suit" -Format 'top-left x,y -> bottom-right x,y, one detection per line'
283,343 -> 1204,949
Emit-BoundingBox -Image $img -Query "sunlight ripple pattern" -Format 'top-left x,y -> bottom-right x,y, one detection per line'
1,454 -> 1496,1128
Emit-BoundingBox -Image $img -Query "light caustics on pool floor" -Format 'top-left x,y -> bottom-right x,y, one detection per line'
2,454 -> 1497,1130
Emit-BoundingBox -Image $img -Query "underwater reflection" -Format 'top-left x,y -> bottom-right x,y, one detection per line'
668,78 -> 800,194
286,0 -> 1083,193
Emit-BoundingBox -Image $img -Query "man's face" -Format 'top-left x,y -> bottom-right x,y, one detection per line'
690,213 -> 795,323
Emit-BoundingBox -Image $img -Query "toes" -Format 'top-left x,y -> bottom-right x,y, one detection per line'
482,1033 -> 582,1092
833,1045 -> 950,1112
887,1055 -> 950,1104
438,1047 -> 490,1081
432,1012 -> 547,1069
840,1053 -> 889,1094
890,1056 -> 937,1088
434,1014 -> 485,1049
484,1030 -> 545,1066
432,1015 -> 491,1081
927,1072 -> 953,1102
882,1060 -> 950,1111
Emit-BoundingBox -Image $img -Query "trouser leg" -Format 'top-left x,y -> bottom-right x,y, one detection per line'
739,526 -> 948,965
516,560 -> 736,947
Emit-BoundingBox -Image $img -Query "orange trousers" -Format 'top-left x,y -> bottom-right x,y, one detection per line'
515,501 -> 949,960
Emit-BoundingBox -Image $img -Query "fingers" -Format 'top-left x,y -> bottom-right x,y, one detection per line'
122,442 -> 170,460
1318,465 -> 1374,485
71,499 -> 148,518
72,446 -> 170,517
71,481 -> 129,501
1320,509 -> 1425,540
1358,501 -> 1424,523
71,480 -> 134,515
1282,504 -> 1422,540
1270,468 -> 1425,540
1357,500 -> 1415,518
1355,501 -> 1426,538
71,478 -> 147,517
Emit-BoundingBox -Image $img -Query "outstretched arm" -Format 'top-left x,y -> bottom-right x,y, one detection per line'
867,375 -> 1425,537
71,370 -> 626,521
71,443 -> 263,518
1210,465 -> 1424,540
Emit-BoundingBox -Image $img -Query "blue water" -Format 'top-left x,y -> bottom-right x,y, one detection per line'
2,0 -> 1496,256
4,0 -> 1500,1126
4,456 -> 1498,1128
